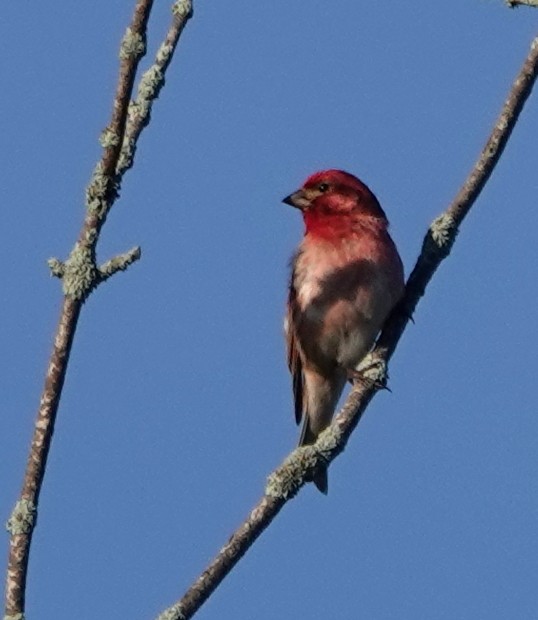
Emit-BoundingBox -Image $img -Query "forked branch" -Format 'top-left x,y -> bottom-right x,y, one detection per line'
3,2 -> 193,618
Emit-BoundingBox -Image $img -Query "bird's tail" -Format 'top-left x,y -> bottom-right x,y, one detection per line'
299,417 -> 329,494
298,368 -> 346,494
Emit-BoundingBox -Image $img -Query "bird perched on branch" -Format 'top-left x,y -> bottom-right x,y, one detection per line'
283,169 -> 404,493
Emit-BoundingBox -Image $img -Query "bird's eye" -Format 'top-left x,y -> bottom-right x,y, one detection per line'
318,183 -> 329,193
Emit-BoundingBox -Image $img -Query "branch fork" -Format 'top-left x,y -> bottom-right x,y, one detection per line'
4,1 -> 194,617
47,245 -> 141,301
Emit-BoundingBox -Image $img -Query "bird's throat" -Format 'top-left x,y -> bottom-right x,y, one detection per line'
303,210 -> 385,241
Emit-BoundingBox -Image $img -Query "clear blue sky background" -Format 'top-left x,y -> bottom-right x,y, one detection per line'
1,2 -> 537,619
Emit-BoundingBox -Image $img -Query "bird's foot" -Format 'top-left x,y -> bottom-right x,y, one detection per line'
347,357 -> 390,392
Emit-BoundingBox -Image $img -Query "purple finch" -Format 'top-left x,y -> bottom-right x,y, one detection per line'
283,169 -> 404,493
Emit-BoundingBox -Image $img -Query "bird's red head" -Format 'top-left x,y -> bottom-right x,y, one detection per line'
283,169 -> 387,237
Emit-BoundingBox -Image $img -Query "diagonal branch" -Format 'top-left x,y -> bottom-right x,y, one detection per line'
155,34 -> 538,620
4,2 -> 194,618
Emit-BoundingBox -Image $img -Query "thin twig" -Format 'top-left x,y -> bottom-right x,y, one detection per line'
506,0 -> 538,8
4,2 -> 161,618
118,0 -> 194,178
155,34 -> 538,620
82,0 -> 155,248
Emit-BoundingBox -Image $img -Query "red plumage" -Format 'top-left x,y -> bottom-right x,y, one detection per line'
283,170 -> 404,493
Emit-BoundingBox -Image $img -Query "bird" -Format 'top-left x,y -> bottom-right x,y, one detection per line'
283,169 -> 404,493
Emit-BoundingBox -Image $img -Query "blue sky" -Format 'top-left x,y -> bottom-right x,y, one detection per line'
2,2 -> 538,619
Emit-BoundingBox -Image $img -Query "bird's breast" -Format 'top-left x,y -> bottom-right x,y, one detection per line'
290,232 -> 402,370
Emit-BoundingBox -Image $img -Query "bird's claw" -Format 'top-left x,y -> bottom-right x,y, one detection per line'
347,360 -> 391,392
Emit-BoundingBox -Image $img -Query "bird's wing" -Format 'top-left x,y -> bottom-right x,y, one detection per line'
286,291 -> 304,426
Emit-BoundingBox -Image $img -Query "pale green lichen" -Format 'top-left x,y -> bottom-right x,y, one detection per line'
99,246 -> 141,280
85,162 -> 110,218
120,27 -> 146,61
356,355 -> 388,385
137,100 -> 151,120
156,604 -> 186,620
314,425 -> 344,458
84,227 -> 98,246
127,100 -> 138,122
266,424 -> 347,498
156,42 -> 174,65
265,446 -> 316,499
115,1 -> 192,180
6,499 -> 37,535
429,213 -> 457,249
172,0 -> 193,18
138,66 -> 165,100
4,613 -> 25,620
99,126 -> 121,148
62,244 -> 98,301
116,141 -> 137,176
116,68 -> 164,176
47,258 -> 65,278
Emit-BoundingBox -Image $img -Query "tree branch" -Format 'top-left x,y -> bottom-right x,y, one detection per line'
4,2 -> 194,618
117,0 -> 194,178
82,0 -> 154,248
155,34 -> 538,620
506,0 -> 538,8
98,246 -> 142,282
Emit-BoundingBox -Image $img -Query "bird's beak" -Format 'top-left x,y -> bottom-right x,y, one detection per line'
282,189 -> 310,210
